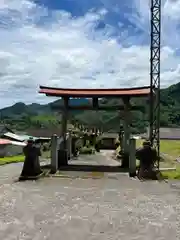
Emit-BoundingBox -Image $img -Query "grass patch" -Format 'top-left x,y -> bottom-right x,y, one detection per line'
160,140 -> 180,157
136,139 -> 180,168
136,139 -> 180,158
161,167 -> 180,180
31,115 -> 57,122
136,139 -> 180,179
80,146 -> 95,154
41,151 -> 51,159
115,146 -> 120,156
0,155 -> 24,166
115,139 -> 180,169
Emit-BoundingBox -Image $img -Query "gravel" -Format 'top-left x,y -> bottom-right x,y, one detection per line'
0,153 -> 179,240
0,176 -> 179,239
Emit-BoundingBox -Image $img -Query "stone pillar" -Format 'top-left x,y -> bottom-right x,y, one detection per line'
51,134 -> 58,173
129,138 -> 136,177
121,97 -> 131,168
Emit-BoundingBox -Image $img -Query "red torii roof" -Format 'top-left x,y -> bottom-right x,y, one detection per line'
39,85 -> 151,98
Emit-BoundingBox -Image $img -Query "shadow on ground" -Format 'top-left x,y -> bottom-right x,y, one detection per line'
42,164 -> 128,172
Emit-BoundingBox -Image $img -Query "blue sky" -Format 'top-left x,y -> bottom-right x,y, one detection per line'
0,0 -> 180,108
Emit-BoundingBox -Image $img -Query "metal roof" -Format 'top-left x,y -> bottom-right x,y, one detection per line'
101,132 -> 118,138
39,85 -> 151,98
19,135 -> 38,141
145,127 -> 180,140
26,124 -> 75,138
159,127 -> 180,139
11,141 -> 26,146
3,132 -> 24,142
0,139 -> 11,145
3,132 -> 38,141
0,138 -> 26,146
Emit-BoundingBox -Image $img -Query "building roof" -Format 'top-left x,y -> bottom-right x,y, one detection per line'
144,127 -> 180,140
0,138 -> 11,145
3,132 -> 24,142
17,134 -> 38,141
11,141 -> 26,146
3,132 -> 40,142
0,138 -> 26,146
26,128 -> 60,138
101,132 -> 118,138
26,125 -> 74,138
15,124 -> 75,139
39,85 -> 151,98
159,127 -> 180,140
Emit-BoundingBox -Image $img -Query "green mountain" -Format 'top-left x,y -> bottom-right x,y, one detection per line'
0,82 -> 180,132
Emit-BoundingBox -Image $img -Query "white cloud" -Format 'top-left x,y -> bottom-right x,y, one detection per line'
0,0 -> 180,107
164,0 -> 180,19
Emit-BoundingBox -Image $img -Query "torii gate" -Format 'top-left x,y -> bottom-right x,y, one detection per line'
39,86 -> 151,168
38,0 -> 161,169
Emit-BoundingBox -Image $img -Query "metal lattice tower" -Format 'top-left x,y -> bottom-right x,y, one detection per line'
149,0 -> 161,164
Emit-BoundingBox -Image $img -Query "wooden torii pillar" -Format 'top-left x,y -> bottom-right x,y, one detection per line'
121,97 -> 131,168
58,96 -> 69,166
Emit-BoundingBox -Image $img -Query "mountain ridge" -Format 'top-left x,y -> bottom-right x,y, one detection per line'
0,83 -> 180,132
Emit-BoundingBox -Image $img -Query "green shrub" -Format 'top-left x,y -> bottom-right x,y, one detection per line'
115,141 -> 120,149
161,168 -> 180,179
80,146 -> 95,154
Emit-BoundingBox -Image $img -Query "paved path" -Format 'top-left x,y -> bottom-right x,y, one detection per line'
0,159 -> 50,186
0,163 -> 22,185
0,151 -> 118,185
0,152 -> 179,239
69,150 -> 120,166
0,176 -> 179,240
